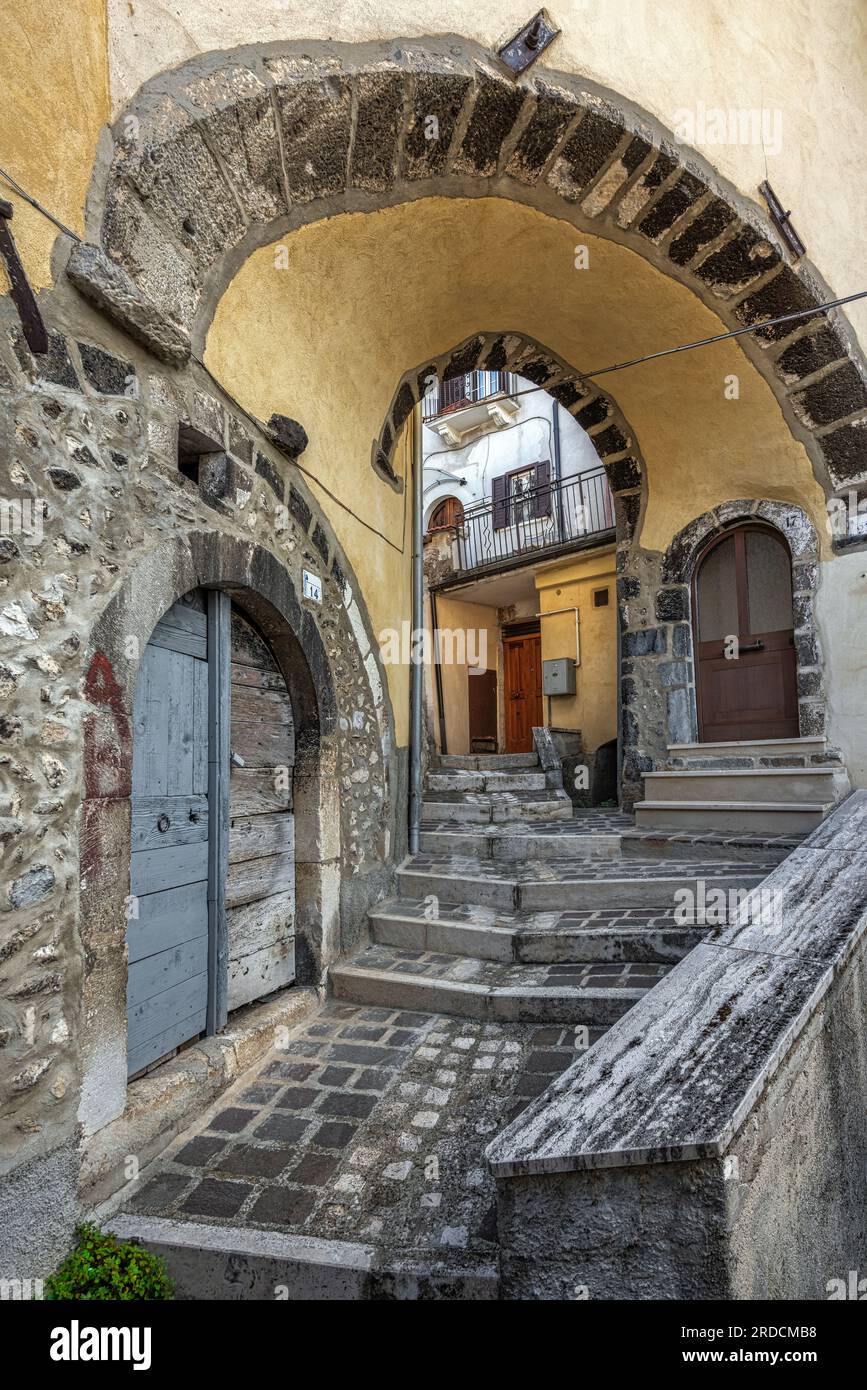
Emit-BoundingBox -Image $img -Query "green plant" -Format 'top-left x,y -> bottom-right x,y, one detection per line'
45,1224 -> 173,1301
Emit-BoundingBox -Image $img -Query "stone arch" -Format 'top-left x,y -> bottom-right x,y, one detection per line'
658,500 -> 825,746
77,530 -> 344,1137
71,38 -> 867,504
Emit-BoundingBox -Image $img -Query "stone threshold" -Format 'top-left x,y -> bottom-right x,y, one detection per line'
83,987 -> 319,1209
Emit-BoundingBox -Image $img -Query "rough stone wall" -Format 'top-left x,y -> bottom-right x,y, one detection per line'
497,1158 -> 731,1300
724,933 -> 867,1299
0,287 -> 397,1200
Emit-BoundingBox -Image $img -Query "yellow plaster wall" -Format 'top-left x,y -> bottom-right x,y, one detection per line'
106,0 -> 867,346
205,196 -> 830,747
426,595 -> 499,755
1,0 -> 109,290
536,548 -> 618,751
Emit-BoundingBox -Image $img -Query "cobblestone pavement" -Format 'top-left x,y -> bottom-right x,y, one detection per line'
126,1001 -> 600,1261
346,944 -> 669,989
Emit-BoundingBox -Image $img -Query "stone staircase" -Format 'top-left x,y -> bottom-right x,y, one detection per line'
635,736 -> 850,835
332,749 -> 787,1026
111,746 -> 820,1299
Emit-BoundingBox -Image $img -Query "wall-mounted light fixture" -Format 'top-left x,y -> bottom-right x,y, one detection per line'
498,10 -> 560,76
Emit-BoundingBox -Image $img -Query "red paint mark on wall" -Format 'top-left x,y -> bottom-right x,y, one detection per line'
83,650 -> 132,807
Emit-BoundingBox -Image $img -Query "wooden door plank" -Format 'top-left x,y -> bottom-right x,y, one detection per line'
228,938 -> 295,1012
229,682 -> 294,726
128,881 -> 209,964
127,972 -> 208,1052
127,1005 -> 207,1077
229,768 -> 292,817
131,795 -> 208,852
128,935 -> 209,1006
231,718 -> 294,769
131,840 -> 209,896
226,852 -> 295,909
229,812 -> 295,864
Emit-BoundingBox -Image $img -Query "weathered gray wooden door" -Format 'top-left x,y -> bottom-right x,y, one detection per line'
127,593 -> 210,1075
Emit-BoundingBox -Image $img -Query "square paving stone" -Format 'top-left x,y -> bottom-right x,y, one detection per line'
318,1065 -> 355,1087
249,1186 -> 317,1227
181,1178 -> 252,1218
254,1113 -> 311,1144
353,1068 -> 392,1091
328,1043 -> 391,1066
319,1091 -> 379,1120
342,1024 -> 388,1041
289,1153 -> 341,1187
217,1145 -> 296,1179
525,1050 -> 572,1073
394,1012 -> 431,1027
239,1083 -> 282,1105
174,1136 -> 226,1168
275,1086 -> 320,1111
265,1060 -> 315,1080
207,1107 -> 256,1134
312,1120 -> 358,1149
132,1173 -> 190,1213
383,1029 -> 415,1047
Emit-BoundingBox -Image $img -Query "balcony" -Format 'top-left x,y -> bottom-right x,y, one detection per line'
428,466 -> 616,584
422,371 -> 519,442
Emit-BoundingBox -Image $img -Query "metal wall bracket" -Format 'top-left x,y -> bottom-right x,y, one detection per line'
759,181 -> 806,260
0,198 -> 48,354
498,10 -> 560,76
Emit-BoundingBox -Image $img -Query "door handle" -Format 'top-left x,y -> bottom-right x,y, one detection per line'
740,640 -> 764,652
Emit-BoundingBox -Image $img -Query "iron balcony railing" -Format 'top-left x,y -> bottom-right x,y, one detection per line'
441,466 -> 615,577
422,370 -> 517,422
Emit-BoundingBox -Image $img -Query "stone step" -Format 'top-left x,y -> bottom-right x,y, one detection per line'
634,800 -> 832,835
620,827 -> 800,864
426,770 -> 551,794
108,1215 -> 498,1300
644,766 -> 848,806
396,854 -> 773,911
666,735 -> 831,764
421,789 -> 573,824
369,897 -> 708,965
418,819 -> 623,861
432,753 -> 539,771
331,945 -> 665,1024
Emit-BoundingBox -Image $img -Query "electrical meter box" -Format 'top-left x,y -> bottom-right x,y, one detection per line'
542,658 -> 576,696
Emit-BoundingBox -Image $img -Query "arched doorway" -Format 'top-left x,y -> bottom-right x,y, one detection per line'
127,587 -> 296,1077
692,523 -> 798,743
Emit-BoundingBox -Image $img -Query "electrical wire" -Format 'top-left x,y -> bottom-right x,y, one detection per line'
0,165 -> 82,242
4,165 -> 865,543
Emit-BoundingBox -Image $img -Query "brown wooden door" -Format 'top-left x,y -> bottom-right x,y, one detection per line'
504,633 -> 543,753
693,524 -> 798,742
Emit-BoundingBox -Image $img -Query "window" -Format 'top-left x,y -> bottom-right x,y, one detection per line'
593,587 -> 609,607
492,461 -> 552,530
428,496 -> 464,532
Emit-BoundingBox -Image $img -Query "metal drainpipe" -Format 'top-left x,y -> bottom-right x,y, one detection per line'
552,397 -> 566,543
408,401 -> 424,855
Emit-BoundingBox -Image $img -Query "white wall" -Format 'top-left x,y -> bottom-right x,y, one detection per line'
422,377 -> 601,527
